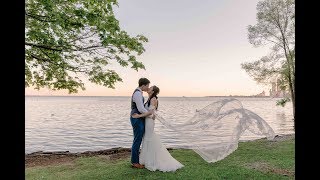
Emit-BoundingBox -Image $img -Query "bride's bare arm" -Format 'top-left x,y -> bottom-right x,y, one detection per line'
150,97 -> 158,108
150,98 -> 158,120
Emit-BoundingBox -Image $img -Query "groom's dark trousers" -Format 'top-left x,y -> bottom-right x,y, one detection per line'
130,117 -> 145,164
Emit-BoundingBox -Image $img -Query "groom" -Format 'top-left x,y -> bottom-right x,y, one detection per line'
130,78 -> 154,169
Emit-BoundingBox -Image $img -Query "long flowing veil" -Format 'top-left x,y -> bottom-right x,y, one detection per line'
154,98 -> 275,163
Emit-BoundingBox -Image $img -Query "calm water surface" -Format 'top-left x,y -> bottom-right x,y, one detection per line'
25,96 -> 294,154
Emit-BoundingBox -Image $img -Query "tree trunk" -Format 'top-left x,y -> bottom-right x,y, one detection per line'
288,78 -> 295,129
281,35 -> 295,130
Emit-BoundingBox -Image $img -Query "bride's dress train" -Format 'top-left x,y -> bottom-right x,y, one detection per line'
139,104 -> 184,172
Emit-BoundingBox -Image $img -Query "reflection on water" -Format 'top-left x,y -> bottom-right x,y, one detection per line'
25,96 -> 294,153
277,112 -> 294,133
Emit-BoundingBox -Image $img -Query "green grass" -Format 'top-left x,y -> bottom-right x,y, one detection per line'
26,137 -> 295,180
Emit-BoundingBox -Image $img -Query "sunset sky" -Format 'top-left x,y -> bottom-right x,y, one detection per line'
25,0 -> 272,97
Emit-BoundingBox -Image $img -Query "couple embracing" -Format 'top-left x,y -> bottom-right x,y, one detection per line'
129,78 -> 184,172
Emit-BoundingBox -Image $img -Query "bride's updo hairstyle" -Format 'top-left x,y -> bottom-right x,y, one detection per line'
147,86 -> 160,110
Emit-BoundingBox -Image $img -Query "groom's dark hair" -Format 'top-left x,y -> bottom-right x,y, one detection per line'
138,78 -> 150,87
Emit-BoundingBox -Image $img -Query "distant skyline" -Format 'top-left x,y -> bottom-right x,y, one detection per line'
25,0 -> 272,97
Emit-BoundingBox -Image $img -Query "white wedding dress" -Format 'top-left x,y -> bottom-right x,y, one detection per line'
139,103 -> 184,172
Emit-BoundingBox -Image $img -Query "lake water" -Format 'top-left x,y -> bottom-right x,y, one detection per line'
25,96 -> 294,154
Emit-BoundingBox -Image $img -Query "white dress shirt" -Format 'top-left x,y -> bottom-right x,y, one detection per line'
132,88 -> 148,113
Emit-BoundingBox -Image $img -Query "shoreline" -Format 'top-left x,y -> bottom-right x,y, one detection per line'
25,134 -> 294,168
25,133 -> 294,155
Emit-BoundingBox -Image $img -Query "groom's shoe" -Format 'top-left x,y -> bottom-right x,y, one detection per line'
131,163 -> 144,169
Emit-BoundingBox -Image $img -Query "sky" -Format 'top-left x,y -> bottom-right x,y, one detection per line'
25,0 -> 272,97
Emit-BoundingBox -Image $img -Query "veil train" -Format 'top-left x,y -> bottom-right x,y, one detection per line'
154,98 -> 275,163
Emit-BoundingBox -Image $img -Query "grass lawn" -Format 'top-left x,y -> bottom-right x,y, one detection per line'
26,135 -> 294,180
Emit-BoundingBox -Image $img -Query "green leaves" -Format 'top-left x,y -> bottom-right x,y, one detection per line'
88,69 -> 122,89
276,98 -> 291,107
241,52 -> 282,85
25,0 -> 148,93
128,56 -> 145,71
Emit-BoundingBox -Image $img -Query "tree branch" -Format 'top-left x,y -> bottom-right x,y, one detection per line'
25,12 -> 55,22
26,42 -> 63,51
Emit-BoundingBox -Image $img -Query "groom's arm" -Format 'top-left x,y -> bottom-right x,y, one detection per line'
132,111 -> 154,118
132,91 -> 149,113
133,97 -> 157,119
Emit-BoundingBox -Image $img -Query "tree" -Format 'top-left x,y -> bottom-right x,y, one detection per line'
25,0 -> 148,93
241,0 -> 295,120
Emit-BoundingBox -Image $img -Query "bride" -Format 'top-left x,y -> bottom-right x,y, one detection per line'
132,85 -> 184,172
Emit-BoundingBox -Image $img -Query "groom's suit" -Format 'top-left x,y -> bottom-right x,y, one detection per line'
130,88 -> 148,164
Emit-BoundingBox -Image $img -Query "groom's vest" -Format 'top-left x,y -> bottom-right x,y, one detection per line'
131,89 -> 145,120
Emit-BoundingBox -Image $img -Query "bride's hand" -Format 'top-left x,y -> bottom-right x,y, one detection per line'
132,113 -> 141,118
